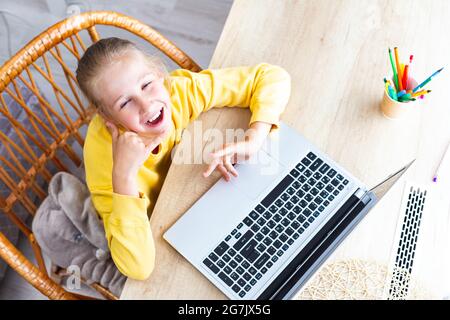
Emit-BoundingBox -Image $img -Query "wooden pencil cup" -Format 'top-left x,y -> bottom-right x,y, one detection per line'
380,77 -> 419,120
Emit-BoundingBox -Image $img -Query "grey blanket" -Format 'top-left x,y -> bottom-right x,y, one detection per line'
32,172 -> 125,297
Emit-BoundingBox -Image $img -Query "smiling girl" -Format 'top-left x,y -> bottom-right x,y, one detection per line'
77,37 -> 291,280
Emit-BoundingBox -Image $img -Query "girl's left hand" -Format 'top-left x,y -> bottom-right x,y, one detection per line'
202,139 -> 257,181
203,122 -> 272,181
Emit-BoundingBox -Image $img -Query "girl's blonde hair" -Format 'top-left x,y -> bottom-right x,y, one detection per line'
76,37 -> 169,110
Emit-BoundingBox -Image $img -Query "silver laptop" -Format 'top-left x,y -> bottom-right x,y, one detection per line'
164,122 -> 412,300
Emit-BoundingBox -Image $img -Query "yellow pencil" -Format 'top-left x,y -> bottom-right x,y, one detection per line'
412,90 -> 431,98
394,47 -> 403,91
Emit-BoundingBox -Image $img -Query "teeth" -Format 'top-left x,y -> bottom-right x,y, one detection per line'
147,108 -> 162,123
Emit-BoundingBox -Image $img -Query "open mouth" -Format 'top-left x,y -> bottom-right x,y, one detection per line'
145,106 -> 164,127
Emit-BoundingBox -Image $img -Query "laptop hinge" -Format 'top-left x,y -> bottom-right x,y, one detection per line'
257,189 -> 375,300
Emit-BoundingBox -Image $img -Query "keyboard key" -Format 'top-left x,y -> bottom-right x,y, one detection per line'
275,224 -> 285,233
241,239 -> 258,259
299,199 -> 308,208
273,240 -> 282,248
229,260 -> 238,269
285,227 -> 294,236
236,266 -> 244,274
284,202 -> 294,210
268,246 -> 276,255
251,224 -> 260,232
314,196 -> 323,205
271,256 -> 278,262
261,267 -> 268,274
293,233 -> 300,239
264,211 -> 274,219
277,250 -> 284,257
269,231 -> 279,239
328,195 -> 335,201
275,199 -> 284,207
282,244 -> 289,251
337,174 -> 344,181
269,205 -> 278,213
299,227 -> 305,234
257,243 -> 267,252
261,227 -> 270,235
247,249 -> 261,264
224,266 -> 232,274
238,278 -> 246,287
250,279 -> 257,286
209,253 -> 219,262
292,205 -> 301,214
254,253 -> 270,269
286,187 -> 295,195
231,229 -> 237,235
233,230 -> 254,251
232,284 -> 240,293
281,218 -> 290,226
338,184 -> 344,191
301,184 -> 311,192
291,221 -> 300,229
304,208 -> 312,217
295,163 -> 306,172
244,285 -> 252,292
218,272 -> 233,286
308,217 -> 314,223
263,237 -> 273,246
319,163 -> 330,174
321,176 -> 330,184
242,261 -> 250,269
296,189 -> 305,198
307,178 -> 316,186
279,233 -> 288,242
249,267 -> 257,275
225,235 -> 231,242
292,181 -> 301,189
333,189 -> 339,196
316,182 -> 325,190
255,205 -> 265,213
256,273 -> 262,280
243,273 -> 252,281
217,260 -> 225,268
234,232 -> 242,239
306,152 -> 317,160
343,179 -> 349,185
326,185 -> 334,192
279,208 -> 288,216
310,158 -> 323,171
331,178 -> 340,187
304,169 -> 312,177
237,223 -> 243,229
281,193 -> 290,201
287,212 -> 296,220
239,291 -> 246,298
261,175 -> 294,208
214,242 -> 230,256
203,258 -> 220,274
231,272 -> 239,280
303,222 -> 310,228
249,211 -> 259,220
243,217 -> 253,226
255,233 -> 264,241
298,175 -> 307,183
308,203 -> 318,211
313,211 -> 321,217
301,157 -> 312,166
297,214 -> 306,223
273,214 -> 282,222
223,254 -> 231,262
257,217 -> 266,226
266,261 -> 273,268
290,169 -> 300,178
288,239 -> 294,245
313,172 -> 322,180
327,169 -> 337,178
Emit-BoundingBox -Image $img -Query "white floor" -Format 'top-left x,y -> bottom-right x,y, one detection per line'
0,0 -> 233,300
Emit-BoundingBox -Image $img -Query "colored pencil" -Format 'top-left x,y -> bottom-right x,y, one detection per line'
388,48 -> 399,91
394,47 -> 403,91
412,67 -> 444,93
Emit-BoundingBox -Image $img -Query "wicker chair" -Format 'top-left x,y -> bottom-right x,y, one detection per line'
0,11 -> 201,300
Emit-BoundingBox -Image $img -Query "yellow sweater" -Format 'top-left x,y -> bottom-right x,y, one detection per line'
83,63 -> 291,280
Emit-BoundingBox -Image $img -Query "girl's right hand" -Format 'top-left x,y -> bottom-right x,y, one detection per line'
106,121 -> 161,179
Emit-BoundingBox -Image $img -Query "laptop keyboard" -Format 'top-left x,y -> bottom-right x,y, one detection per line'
202,152 -> 349,298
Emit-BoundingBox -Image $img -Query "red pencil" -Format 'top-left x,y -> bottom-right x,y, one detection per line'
403,64 -> 409,90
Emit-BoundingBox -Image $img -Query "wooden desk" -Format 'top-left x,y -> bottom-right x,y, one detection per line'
121,0 -> 450,299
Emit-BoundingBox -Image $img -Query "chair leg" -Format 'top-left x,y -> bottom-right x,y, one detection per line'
0,231 -> 78,300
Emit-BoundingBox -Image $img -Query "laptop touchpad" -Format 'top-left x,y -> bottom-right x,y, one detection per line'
230,150 -> 285,200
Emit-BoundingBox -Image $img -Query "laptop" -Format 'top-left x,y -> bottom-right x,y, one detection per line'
163,121 -> 413,300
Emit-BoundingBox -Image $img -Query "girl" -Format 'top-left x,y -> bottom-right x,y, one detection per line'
76,37 -> 291,280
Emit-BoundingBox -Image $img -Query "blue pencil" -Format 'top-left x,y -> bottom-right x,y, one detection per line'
412,67 -> 444,93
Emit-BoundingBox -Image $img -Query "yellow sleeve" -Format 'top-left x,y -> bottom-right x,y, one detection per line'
83,118 -> 155,280
170,63 -> 291,131
90,189 -> 155,281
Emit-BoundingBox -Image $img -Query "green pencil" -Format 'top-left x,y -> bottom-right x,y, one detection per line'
388,48 -> 399,91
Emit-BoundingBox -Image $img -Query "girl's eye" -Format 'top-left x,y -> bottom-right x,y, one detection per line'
142,81 -> 152,90
120,99 -> 130,109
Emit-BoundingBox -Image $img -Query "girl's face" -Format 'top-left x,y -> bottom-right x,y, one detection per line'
95,50 -> 172,140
